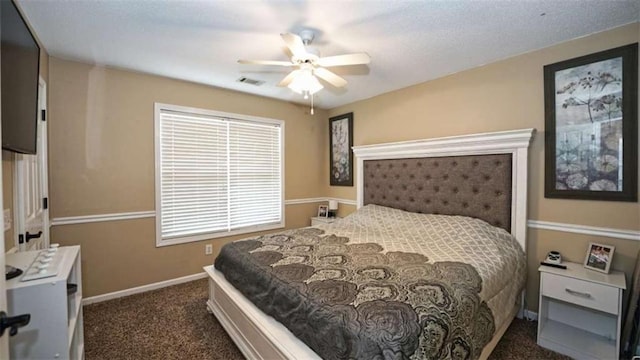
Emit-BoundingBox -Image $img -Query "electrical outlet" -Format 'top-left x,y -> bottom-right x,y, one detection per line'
205,244 -> 213,255
3,208 -> 11,231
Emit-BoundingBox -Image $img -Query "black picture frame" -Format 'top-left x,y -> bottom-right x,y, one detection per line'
544,43 -> 638,202
329,112 -> 354,186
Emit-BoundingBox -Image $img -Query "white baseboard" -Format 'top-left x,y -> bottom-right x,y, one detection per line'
82,272 -> 207,305
524,309 -> 538,321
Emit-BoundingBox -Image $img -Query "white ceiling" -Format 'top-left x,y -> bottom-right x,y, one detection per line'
17,0 -> 640,110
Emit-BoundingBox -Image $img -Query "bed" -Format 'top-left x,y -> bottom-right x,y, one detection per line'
204,128 -> 535,360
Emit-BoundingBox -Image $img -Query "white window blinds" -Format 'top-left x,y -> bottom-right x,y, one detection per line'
155,104 -> 283,246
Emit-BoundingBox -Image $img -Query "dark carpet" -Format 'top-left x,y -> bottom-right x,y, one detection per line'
84,279 -> 568,360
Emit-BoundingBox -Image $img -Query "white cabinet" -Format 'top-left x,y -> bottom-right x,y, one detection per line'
537,262 -> 625,360
5,246 -> 84,360
310,217 -> 339,226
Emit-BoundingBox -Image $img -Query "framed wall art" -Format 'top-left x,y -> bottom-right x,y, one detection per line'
329,112 -> 354,186
544,43 -> 638,202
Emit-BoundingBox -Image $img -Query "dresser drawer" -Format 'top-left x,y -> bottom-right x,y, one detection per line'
541,272 -> 620,314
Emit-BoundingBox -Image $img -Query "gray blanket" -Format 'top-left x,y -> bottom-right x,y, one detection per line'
215,226 -> 496,359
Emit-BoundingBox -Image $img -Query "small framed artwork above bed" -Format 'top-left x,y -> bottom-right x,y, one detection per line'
329,112 -> 354,186
205,128 -> 535,360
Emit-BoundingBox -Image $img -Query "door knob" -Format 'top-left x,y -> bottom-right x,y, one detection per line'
0,311 -> 30,337
25,231 -> 42,243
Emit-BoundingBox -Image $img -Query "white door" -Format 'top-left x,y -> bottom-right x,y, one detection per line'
0,171 -> 8,359
0,19 -> 9,353
14,78 -> 48,252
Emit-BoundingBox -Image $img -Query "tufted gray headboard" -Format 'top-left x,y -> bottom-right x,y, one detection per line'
363,154 -> 512,232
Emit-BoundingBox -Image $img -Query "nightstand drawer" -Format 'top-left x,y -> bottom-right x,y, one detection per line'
541,272 -> 619,314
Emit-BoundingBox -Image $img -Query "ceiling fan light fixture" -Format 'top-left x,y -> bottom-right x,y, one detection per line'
238,31 -> 370,114
287,70 -> 323,97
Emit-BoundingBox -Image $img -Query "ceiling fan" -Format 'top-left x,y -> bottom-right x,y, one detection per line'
238,30 -> 370,99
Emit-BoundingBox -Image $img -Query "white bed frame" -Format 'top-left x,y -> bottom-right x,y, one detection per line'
205,128 -> 535,360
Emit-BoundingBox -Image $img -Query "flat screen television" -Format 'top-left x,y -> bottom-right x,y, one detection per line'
1,0 -> 40,154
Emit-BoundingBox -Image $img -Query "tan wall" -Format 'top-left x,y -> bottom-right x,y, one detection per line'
326,24 -> 640,312
46,24 -> 640,304
48,57 -> 327,297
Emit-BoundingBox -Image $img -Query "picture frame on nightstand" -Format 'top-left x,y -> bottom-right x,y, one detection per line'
317,205 -> 328,218
584,242 -> 615,273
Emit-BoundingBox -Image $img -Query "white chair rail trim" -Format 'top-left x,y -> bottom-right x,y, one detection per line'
283,197 -> 357,206
283,197 -> 327,205
49,198 -> 358,226
326,197 -> 357,206
51,211 -> 156,226
49,211 -> 639,242
528,220 -> 640,241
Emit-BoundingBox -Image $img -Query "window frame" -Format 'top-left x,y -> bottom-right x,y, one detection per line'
154,102 -> 285,247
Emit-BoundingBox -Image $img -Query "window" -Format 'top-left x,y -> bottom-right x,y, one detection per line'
154,103 -> 284,246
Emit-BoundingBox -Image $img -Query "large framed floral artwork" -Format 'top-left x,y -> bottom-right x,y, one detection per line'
544,43 -> 638,202
329,112 -> 353,186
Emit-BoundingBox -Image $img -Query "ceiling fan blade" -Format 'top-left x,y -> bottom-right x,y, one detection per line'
314,67 -> 347,88
277,70 -> 302,87
238,59 -> 293,66
317,53 -> 371,67
281,33 -> 307,58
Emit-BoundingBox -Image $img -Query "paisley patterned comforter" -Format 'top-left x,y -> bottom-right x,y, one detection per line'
214,204 -> 526,360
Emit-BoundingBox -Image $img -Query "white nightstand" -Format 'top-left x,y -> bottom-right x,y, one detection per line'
311,217 -> 339,226
537,262 -> 626,360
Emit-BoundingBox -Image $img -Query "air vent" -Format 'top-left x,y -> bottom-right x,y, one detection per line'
237,77 -> 265,86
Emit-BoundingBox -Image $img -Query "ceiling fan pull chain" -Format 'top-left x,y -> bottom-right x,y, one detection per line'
311,93 -> 315,115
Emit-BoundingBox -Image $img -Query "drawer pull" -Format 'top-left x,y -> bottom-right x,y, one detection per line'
565,288 -> 592,298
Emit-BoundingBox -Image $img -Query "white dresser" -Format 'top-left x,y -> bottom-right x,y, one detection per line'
5,246 -> 84,360
538,262 -> 626,360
